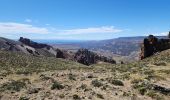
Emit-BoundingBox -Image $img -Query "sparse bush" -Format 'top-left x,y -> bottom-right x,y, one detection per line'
91,79 -> 103,87
73,94 -> 81,100
109,79 -> 124,86
19,96 -> 29,100
80,84 -> 87,90
51,81 -> 64,90
16,70 -> 31,75
68,74 -> 76,81
147,91 -> 163,100
0,80 -> 26,92
40,74 -> 55,82
138,87 -> 147,95
158,69 -> 170,74
59,94 -> 65,98
123,91 -> 131,96
97,93 -> 104,99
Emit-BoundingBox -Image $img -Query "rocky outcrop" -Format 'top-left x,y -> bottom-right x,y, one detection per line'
140,33 -> 170,59
74,49 -> 116,65
19,37 -> 51,49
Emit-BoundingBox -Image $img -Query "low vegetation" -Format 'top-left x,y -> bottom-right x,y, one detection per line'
0,49 -> 170,99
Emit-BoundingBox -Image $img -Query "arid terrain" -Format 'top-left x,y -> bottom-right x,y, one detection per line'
0,48 -> 170,100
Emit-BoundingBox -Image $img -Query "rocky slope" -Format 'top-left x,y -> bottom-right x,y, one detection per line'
0,48 -> 170,100
0,37 -> 116,65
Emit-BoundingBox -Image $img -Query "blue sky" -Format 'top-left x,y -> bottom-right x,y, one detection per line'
0,0 -> 170,40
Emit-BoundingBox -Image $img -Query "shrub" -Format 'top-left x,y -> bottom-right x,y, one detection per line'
91,79 -> 103,87
68,74 -> 76,81
80,84 -> 87,90
0,80 -> 26,92
97,93 -> 104,99
147,91 -> 163,100
73,94 -> 81,100
51,81 -> 64,90
110,79 -> 124,86
59,94 -> 65,98
19,97 -> 29,100
138,87 -> 147,95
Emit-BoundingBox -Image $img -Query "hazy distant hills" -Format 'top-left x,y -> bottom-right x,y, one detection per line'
53,37 -> 146,55
53,36 -> 167,62
78,37 -> 145,56
52,37 -> 145,62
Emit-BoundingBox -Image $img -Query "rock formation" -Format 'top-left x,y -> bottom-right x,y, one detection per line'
140,33 -> 170,59
19,37 -> 51,49
74,49 -> 116,65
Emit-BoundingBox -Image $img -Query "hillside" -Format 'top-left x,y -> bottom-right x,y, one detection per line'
0,37 -> 116,65
0,49 -> 170,100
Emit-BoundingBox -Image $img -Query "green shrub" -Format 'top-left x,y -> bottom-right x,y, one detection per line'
91,79 -> 103,87
0,80 -> 26,92
110,79 -> 124,86
51,81 -> 64,90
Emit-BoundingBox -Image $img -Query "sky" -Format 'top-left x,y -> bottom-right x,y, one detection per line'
0,0 -> 170,40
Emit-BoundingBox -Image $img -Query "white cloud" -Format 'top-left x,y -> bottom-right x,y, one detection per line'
25,19 -> 32,23
159,32 -> 168,35
0,22 -> 50,34
0,22 -> 123,40
59,26 -> 122,35
145,32 -> 169,36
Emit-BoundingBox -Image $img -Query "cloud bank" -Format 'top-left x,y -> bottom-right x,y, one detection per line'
0,22 -> 123,39
60,26 -> 122,35
0,22 -> 50,34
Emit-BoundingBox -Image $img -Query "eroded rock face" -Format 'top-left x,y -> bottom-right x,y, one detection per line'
19,37 -> 51,49
74,49 -> 116,65
140,33 -> 170,59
